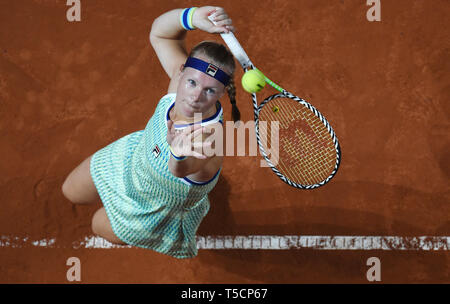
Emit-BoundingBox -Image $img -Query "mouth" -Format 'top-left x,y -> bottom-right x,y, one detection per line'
185,101 -> 200,110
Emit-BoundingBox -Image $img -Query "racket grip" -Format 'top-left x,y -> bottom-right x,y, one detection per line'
208,14 -> 252,69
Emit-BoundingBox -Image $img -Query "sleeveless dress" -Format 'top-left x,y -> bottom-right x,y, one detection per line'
90,93 -> 223,258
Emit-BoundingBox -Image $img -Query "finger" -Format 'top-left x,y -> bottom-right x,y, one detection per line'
207,9 -> 219,20
200,142 -> 213,153
208,8 -> 233,33
184,123 -> 202,133
188,127 -> 204,142
192,141 -> 204,149
210,7 -> 225,16
187,124 -> 203,135
212,18 -> 233,29
225,25 -> 235,33
174,127 -> 184,136
212,13 -> 231,24
169,120 -> 181,135
213,21 -> 231,33
180,125 -> 194,136
211,26 -> 231,34
192,133 -> 213,147
192,123 -> 203,130
203,132 -> 216,144
203,125 -> 216,133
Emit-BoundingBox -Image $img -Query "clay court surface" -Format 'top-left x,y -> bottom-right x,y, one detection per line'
0,0 -> 449,283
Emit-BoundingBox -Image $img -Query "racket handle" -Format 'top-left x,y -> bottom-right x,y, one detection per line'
208,14 -> 252,69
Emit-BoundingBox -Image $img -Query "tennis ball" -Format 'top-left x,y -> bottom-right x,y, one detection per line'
241,69 -> 266,93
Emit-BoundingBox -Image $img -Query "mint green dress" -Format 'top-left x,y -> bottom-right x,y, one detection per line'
90,93 -> 223,258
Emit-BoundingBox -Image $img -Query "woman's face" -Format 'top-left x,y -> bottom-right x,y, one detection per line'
176,56 -> 229,118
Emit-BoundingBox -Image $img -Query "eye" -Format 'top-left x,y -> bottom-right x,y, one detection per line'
187,79 -> 196,87
206,88 -> 216,95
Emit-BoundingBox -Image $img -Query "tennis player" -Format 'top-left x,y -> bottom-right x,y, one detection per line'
62,6 -> 239,258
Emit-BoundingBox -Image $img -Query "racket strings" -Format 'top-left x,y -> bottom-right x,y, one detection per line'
263,113 -> 325,184
257,97 -> 336,185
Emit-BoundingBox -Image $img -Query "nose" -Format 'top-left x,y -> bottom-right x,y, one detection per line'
188,86 -> 202,103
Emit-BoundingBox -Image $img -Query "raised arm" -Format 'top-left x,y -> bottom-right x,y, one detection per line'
149,6 -> 234,82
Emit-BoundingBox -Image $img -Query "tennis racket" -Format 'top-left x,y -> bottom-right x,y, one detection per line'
208,15 -> 341,189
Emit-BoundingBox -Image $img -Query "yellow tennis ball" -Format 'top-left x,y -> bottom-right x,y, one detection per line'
241,69 -> 266,93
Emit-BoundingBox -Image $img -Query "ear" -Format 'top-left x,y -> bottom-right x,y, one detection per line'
180,63 -> 185,72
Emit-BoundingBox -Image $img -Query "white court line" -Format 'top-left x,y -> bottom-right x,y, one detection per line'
0,235 -> 449,250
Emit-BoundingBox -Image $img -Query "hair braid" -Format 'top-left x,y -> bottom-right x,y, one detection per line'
226,78 -> 240,123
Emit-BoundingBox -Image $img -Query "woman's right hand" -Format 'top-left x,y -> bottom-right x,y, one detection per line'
192,6 -> 235,34
167,120 -> 213,160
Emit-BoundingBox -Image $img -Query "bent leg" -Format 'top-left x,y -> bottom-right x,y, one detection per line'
62,155 -> 101,204
92,207 -> 127,245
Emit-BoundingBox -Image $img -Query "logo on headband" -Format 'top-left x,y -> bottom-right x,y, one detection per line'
184,57 -> 230,86
206,64 -> 218,77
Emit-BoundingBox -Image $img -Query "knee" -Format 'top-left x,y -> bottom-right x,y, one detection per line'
91,209 -> 127,245
61,174 -> 98,204
91,209 -> 102,235
61,177 -> 74,202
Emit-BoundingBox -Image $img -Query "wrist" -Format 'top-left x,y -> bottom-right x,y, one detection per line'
169,145 -> 187,161
180,7 -> 198,31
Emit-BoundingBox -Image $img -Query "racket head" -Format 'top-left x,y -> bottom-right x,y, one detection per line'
255,92 -> 341,189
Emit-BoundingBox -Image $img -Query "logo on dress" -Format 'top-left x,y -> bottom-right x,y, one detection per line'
152,144 -> 161,158
206,64 -> 218,77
